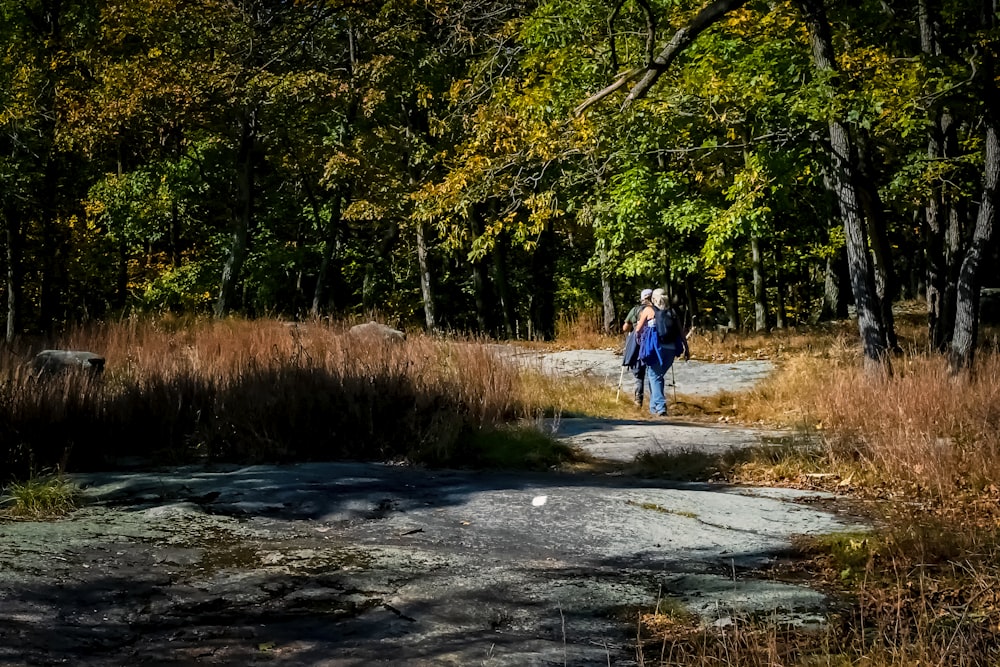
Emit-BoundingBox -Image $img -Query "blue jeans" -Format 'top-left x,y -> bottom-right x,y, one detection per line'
647,349 -> 677,415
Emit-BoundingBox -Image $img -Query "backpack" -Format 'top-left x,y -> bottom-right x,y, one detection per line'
638,325 -> 663,366
653,306 -> 681,344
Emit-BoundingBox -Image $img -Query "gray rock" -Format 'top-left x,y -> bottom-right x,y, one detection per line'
31,349 -> 105,376
349,321 -> 406,341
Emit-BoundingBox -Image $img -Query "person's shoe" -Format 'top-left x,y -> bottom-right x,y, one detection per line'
633,398 -> 642,408
654,412 -> 668,418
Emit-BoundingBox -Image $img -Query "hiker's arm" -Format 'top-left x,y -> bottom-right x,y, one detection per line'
622,321 -> 633,333
634,308 -> 651,333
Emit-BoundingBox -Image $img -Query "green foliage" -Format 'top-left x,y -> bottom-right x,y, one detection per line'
0,0 -> 995,338
139,261 -> 216,312
803,532 -> 879,583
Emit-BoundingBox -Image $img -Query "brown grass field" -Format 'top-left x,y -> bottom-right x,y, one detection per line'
3,308 -> 1000,665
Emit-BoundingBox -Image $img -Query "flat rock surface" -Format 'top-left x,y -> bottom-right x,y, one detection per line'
508,347 -> 774,396
0,349 -> 857,666
554,417 -> 792,461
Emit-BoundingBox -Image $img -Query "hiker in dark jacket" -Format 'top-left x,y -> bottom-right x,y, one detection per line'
622,288 -> 653,408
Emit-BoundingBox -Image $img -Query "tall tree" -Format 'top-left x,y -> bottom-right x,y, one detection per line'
950,5 -> 1000,371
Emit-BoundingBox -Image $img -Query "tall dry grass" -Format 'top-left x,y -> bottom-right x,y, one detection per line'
0,318 -> 532,478
736,351 -> 1000,501
816,354 -> 1000,498
636,321 -> 1000,667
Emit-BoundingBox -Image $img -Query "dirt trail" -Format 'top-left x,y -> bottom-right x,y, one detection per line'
0,352 -> 858,666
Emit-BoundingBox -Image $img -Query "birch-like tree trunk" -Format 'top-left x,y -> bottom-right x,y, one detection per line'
751,234 -> 769,332
950,44 -> 1000,371
415,220 -> 436,332
798,0 -> 888,368
5,215 -> 20,343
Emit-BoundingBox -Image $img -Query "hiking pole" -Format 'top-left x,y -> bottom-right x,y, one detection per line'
671,363 -> 677,403
616,365 -> 626,402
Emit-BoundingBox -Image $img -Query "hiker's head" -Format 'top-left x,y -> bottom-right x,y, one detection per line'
640,288 -> 653,305
652,288 -> 668,310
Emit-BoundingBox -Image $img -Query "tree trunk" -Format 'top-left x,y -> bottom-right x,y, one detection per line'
25,2 -> 66,333
310,194 -> 346,318
662,251 -> 672,301
169,199 -> 181,268
919,0 -> 967,351
37,158 -> 63,332
683,274 -> 698,331
600,246 -> 616,334
798,0 -> 888,368
774,243 -> 787,329
855,133 -> 899,351
116,239 -> 129,310
472,259 -> 489,334
751,234 -> 769,332
492,238 -> 516,338
530,222 -> 556,340
725,262 -> 740,330
942,185 -> 964,341
470,208 -> 493,334
362,223 -> 398,312
214,109 -> 256,318
919,0 -> 950,350
5,215 -> 20,342
817,250 -> 849,321
924,112 -> 948,350
311,233 -> 342,318
950,46 -> 1000,371
169,129 -> 183,269
415,220 -> 436,331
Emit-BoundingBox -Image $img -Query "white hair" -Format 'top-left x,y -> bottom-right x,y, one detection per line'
651,288 -> 668,310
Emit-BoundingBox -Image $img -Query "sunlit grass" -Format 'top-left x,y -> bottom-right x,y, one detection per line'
515,366 -> 645,420
725,350 -> 1000,502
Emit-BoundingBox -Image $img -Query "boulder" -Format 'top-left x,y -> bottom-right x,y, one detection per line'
32,350 -> 106,377
348,321 -> 406,342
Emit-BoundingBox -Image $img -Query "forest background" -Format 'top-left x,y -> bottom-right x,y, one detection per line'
2,0 -> 999,367
5,2 -> 1000,660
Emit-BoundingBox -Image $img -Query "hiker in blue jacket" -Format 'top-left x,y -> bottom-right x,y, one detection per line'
622,288 -> 653,408
635,288 -> 689,417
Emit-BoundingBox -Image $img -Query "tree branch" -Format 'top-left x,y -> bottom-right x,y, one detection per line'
574,0 -> 751,116
635,0 -> 657,66
573,67 -> 644,116
608,0 -> 625,72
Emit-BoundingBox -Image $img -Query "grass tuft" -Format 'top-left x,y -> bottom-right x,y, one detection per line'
1,474 -> 79,519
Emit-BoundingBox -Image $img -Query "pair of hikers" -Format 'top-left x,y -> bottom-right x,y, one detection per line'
622,288 -> 690,417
